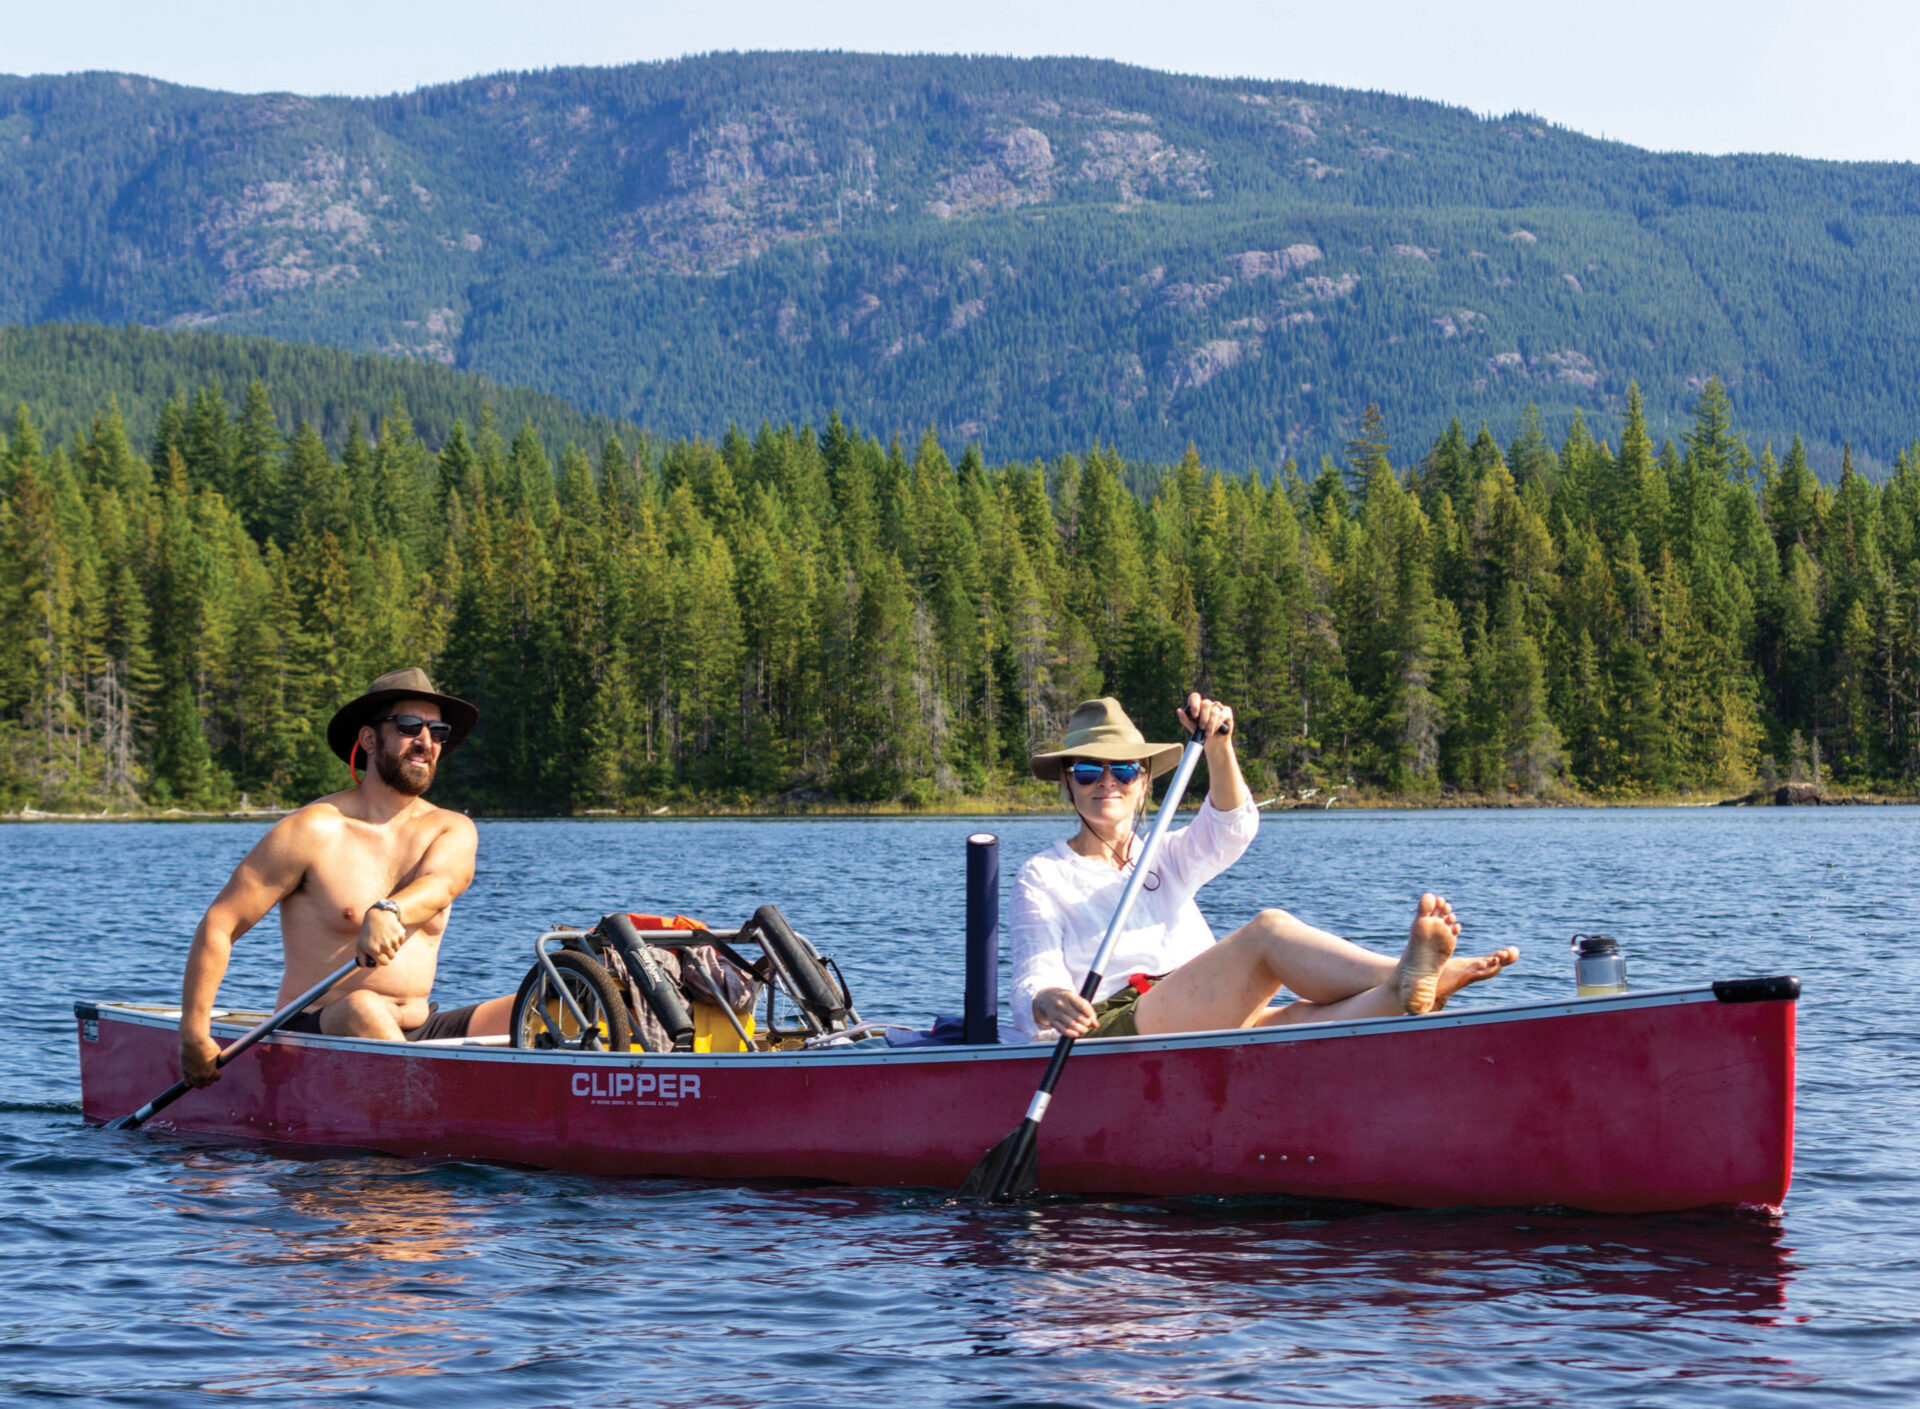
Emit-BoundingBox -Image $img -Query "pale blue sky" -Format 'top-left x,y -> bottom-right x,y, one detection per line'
5,0 -> 1917,163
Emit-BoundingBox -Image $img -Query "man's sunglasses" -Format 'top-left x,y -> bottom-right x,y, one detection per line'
1067,760 -> 1145,786
375,713 -> 453,743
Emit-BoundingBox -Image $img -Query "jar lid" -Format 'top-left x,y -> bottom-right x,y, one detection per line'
1571,933 -> 1620,957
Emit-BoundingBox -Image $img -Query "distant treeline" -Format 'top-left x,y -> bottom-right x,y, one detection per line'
2,376 -> 1916,813
0,322 -> 639,458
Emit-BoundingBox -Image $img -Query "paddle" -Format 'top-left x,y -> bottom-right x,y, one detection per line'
105,955 -> 371,1132
961,721 -> 1211,1203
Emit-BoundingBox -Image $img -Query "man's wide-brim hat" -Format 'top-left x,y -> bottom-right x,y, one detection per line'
1029,697 -> 1182,782
326,667 -> 478,764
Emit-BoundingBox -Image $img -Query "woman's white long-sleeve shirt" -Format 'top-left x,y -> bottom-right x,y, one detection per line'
1007,796 -> 1260,1040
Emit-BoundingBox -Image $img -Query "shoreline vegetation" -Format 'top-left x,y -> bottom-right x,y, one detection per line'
5,374 -> 1919,819
6,783 -> 1913,822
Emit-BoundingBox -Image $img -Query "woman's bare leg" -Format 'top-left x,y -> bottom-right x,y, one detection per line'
1133,904 -> 1400,1034
1133,895 -> 1518,1035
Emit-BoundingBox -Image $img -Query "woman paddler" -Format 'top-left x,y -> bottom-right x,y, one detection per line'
1008,693 -> 1520,1041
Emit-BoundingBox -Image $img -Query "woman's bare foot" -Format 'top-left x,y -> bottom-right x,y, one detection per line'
1429,945 -> 1521,1011
1396,893 -> 1461,1015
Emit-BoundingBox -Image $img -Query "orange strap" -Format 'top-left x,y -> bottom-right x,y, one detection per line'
349,741 -> 362,786
627,913 -> 709,932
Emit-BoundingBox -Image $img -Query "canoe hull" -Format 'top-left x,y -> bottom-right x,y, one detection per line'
77,984 -> 1795,1213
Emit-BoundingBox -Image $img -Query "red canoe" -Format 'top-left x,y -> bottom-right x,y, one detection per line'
76,977 -> 1796,1214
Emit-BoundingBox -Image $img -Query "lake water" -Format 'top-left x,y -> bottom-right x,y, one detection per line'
2,806 -> 1915,1407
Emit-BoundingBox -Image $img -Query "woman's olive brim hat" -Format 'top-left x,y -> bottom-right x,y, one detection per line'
326,667 -> 479,764
1029,697 -> 1182,782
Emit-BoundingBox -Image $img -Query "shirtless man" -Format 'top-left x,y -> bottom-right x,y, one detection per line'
178,668 -> 514,1087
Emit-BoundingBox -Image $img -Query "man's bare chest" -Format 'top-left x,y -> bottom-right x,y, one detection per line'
286,830 -> 438,935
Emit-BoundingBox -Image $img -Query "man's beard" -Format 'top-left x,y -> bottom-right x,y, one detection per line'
374,739 -> 438,797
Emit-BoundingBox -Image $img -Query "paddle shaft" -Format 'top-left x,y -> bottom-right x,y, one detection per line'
109,957 -> 366,1130
979,727 -> 1209,1200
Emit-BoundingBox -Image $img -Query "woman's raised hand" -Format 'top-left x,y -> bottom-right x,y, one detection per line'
1178,692 -> 1234,739
1179,692 -> 1248,810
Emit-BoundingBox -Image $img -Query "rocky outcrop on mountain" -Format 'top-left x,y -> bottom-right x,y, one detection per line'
604,110 -> 879,276
1169,337 -> 1252,399
1479,348 -> 1599,390
1226,246 -> 1322,279
203,148 -> 390,298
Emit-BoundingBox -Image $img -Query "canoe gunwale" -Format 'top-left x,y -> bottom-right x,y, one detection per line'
75,978 -> 1795,1070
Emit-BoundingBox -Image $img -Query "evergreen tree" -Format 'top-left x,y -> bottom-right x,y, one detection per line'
183,384 -> 235,502
82,401 -> 152,502
373,397 -> 437,566
1343,403 -> 1391,505
1610,385 -> 1669,566
145,451 -> 217,805
232,381 -> 280,542
438,419 -> 479,509
832,553 -> 920,801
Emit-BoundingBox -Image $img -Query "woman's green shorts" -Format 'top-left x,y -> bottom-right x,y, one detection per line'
1088,982 -> 1152,1038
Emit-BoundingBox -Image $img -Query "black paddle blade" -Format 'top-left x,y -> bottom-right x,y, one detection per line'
103,1078 -> 189,1133
960,1123 -> 1040,1203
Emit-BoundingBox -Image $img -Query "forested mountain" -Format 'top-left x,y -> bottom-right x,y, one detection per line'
4,373 -> 1916,813
3,53 -> 1918,472
0,322 -> 636,453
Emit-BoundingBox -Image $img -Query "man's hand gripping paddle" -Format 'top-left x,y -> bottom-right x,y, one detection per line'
961,720 -> 1210,1202
106,948 -> 390,1132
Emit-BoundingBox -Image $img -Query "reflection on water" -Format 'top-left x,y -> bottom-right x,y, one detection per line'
156,1157 -> 501,1396
263,1165 -> 488,1267
871,1200 -> 1798,1403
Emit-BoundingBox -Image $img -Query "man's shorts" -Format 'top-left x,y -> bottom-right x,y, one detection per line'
1087,974 -> 1162,1038
279,1001 -> 481,1042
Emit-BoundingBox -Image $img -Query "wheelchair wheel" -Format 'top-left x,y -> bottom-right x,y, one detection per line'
511,949 -> 633,1051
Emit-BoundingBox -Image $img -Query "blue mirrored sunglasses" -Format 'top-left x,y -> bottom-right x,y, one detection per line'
1067,760 -> 1145,786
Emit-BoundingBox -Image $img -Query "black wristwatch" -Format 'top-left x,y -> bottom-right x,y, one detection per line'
369,899 -> 401,920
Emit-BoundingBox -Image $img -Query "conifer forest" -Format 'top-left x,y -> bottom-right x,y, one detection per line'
3,370 -> 1917,814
